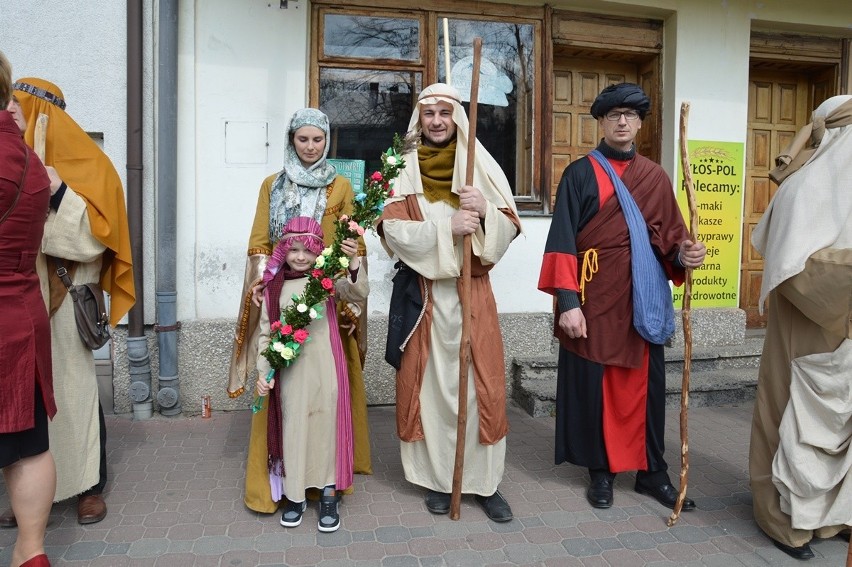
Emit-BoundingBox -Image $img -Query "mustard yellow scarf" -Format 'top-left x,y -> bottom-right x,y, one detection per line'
418,140 -> 460,208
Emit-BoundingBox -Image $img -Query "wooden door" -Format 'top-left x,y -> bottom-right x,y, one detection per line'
742,70 -> 809,327
550,57 -> 638,208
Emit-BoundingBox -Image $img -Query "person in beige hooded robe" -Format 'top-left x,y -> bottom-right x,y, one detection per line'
749,94 -> 852,560
377,83 -> 521,522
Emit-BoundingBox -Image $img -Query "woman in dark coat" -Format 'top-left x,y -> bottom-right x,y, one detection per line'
0,51 -> 57,567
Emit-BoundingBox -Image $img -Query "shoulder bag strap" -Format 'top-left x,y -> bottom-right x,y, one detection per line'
52,257 -> 77,295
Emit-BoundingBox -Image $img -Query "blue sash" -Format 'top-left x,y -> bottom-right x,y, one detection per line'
588,150 -> 674,345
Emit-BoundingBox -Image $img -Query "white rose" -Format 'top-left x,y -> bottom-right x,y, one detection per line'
322,247 -> 333,257
315,256 -> 326,268
386,156 -> 398,166
272,342 -> 285,353
309,308 -> 318,319
296,304 -> 308,313
281,347 -> 295,360
339,256 -> 350,269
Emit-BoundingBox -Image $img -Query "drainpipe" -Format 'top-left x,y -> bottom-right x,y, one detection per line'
156,0 -> 182,416
126,0 -> 153,419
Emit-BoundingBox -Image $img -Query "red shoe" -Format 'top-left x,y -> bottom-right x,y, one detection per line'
20,553 -> 51,567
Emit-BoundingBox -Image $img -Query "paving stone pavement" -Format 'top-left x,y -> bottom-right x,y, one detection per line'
1,402 -> 848,566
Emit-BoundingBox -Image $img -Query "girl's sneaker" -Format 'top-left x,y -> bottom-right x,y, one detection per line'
280,499 -> 307,528
317,489 -> 340,533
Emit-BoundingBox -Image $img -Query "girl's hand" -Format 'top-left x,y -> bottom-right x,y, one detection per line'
256,376 -> 275,396
340,238 -> 361,271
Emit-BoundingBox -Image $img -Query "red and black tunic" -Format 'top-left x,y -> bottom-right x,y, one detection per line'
538,141 -> 688,476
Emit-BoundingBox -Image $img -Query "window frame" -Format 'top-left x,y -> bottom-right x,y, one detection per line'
310,1 -> 547,213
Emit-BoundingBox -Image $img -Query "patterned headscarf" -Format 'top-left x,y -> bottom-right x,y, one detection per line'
262,216 -> 325,288
268,108 -> 338,244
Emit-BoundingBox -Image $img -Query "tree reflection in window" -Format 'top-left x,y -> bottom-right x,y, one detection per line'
324,15 -> 420,61
317,11 -> 539,202
440,20 -> 536,198
320,69 -> 422,175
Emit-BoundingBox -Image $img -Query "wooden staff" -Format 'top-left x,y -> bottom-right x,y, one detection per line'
847,531 -> 851,567
667,102 -> 698,527
443,18 -> 452,85
34,113 -> 49,162
450,36 -> 482,521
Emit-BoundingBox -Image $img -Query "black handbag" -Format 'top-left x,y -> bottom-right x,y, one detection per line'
54,259 -> 111,350
385,260 -> 424,370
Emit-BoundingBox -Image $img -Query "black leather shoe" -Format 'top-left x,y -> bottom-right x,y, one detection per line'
586,476 -> 614,509
771,538 -> 814,560
634,481 -> 695,511
475,490 -> 513,522
0,509 -> 16,528
837,531 -> 850,542
424,490 -> 450,515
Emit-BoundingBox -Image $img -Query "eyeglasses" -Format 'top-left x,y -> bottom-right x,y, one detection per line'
604,110 -> 640,121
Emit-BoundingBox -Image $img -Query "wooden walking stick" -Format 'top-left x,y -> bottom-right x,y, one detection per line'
450,36 -> 482,521
667,102 -> 698,527
34,113 -> 49,162
847,531 -> 852,567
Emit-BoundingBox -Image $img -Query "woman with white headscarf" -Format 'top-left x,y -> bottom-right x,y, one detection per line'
227,108 -> 372,514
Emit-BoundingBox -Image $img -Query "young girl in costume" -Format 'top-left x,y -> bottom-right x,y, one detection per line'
255,216 -> 367,533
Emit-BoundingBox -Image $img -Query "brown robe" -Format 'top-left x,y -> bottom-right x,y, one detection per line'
378,194 -> 521,445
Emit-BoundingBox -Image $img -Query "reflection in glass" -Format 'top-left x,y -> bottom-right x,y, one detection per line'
324,15 -> 420,61
319,69 -> 422,174
438,19 -> 536,197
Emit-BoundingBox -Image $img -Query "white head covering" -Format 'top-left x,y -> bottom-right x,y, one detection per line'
393,83 -> 518,215
752,95 -> 852,311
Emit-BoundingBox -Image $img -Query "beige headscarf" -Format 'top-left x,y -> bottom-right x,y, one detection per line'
392,83 -> 518,216
752,95 -> 852,311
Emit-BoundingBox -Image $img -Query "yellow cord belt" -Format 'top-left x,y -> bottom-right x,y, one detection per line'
580,248 -> 598,304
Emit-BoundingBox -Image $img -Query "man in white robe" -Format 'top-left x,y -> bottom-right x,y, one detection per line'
378,83 -> 521,522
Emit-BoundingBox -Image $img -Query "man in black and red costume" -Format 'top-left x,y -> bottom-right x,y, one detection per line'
538,83 -> 706,510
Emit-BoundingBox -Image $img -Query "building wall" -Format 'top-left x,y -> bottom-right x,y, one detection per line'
184,0 -> 850,320
4,0 -> 851,413
9,0 -> 847,320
